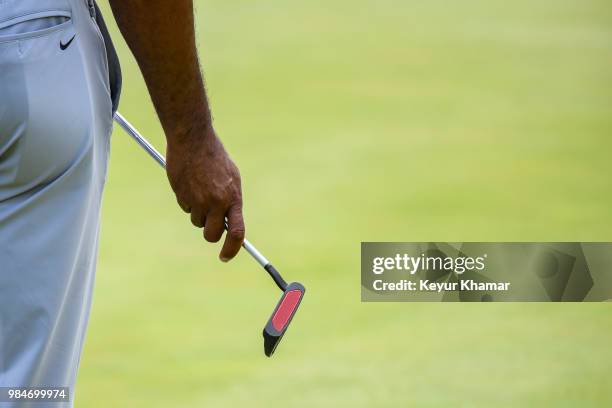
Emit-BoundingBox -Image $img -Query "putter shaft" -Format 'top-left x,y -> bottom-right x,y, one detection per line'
114,112 -> 287,291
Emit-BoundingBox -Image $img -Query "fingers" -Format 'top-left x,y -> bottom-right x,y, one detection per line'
219,204 -> 245,262
203,209 -> 225,243
177,197 -> 191,214
190,207 -> 205,228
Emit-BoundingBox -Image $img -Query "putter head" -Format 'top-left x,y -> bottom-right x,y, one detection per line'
263,282 -> 305,357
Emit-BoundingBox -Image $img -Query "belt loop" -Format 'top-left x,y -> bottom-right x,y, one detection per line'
87,0 -> 96,18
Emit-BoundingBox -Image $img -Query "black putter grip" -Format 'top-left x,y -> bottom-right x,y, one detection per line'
264,264 -> 288,291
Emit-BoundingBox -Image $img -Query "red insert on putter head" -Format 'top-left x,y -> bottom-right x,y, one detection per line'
263,282 -> 305,357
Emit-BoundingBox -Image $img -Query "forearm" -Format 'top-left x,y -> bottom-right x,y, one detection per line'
108,0 -> 211,140
108,0 -> 245,260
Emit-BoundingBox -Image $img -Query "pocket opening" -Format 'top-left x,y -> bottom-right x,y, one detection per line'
0,10 -> 71,41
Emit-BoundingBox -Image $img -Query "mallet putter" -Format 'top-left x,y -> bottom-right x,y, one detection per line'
114,112 -> 305,357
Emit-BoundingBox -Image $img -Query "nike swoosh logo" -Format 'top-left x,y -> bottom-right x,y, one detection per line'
60,35 -> 76,50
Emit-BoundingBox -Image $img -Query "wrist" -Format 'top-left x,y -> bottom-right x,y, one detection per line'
166,109 -> 215,148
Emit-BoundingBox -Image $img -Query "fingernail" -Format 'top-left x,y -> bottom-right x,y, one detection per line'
220,256 -> 229,263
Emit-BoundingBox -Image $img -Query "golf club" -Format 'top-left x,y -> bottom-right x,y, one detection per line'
113,112 -> 305,357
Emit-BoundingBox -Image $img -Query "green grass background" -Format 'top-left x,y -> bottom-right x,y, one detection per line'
80,1 -> 612,406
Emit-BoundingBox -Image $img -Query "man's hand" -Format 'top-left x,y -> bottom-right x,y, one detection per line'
166,125 -> 244,261
108,0 -> 245,261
